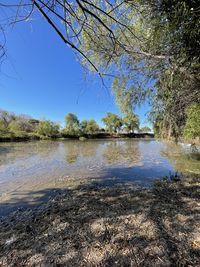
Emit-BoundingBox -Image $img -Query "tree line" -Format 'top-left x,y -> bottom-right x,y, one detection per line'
0,109 -> 152,139
1,1 -> 199,141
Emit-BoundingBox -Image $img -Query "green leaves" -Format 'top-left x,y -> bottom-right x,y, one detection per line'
102,112 -> 123,133
123,112 -> 140,133
64,113 -> 99,136
81,119 -> 99,135
65,113 -> 79,128
36,120 -> 60,137
102,112 -> 140,134
184,103 -> 200,140
139,126 -> 151,133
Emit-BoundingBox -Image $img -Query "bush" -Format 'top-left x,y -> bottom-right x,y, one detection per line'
36,120 -> 60,137
81,120 -> 99,135
63,124 -> 81,137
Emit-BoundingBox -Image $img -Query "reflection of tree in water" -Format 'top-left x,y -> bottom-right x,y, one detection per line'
0,141 -> 58,166
161,143 -> 200,176
64,142 -> 79,164
64,141 -> 100,164
103,141 -> 141,166
161,143 -> 182,159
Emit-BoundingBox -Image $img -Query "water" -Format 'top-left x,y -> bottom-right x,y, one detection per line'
0,139 -> 199,216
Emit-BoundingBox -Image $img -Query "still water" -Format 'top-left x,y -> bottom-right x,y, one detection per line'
0,139 -> 199,215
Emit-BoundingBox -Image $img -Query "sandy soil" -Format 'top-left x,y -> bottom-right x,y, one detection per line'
0,177 -> 200,267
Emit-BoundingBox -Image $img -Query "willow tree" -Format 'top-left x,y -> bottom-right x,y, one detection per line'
0,1 -> 136,72
1,1 -> 200,138
76,0 -> 200,138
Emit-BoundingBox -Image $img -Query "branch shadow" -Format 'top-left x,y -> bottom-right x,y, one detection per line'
0,171 -> 199,266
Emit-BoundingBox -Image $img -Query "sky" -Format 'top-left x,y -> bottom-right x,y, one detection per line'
0,13 -> 151,128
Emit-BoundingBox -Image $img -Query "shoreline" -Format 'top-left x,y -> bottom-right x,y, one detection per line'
0,133 -> 154,142
0,177 -> 199,266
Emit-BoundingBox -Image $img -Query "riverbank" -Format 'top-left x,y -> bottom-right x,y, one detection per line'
0,177 -> 199,266
0,132 -> 154,142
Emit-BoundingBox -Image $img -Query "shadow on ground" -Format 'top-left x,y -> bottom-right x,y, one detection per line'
0,176 -> 200,266
0,165 -> 179,218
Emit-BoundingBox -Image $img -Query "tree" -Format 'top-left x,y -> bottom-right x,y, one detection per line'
17,115 -> 34,132
0,120 -> 7,134
8,121 -> 22,133
77,0 -> 200,139
123,112 -> 139,133
81,119 -> 99,135
184,103 -> 200,140
0,110 -> 16,128
36,120 -> 60,137
1,1 -> 199,140
102,113 -> 123,133
65,113 -> 79,127
10,116 -> 35,133
139,126 -> 151,133
0,109 -> 39,136
0,1 -> 134,72
64,113 -> 81,136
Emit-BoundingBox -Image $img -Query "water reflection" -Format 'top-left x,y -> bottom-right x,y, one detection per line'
0,140 -> 199,208
63,140 -> 100,164
0,141 -> 57,166
64,142 -> 80,164
161,142 -> 200,176
103,140 -> 140,166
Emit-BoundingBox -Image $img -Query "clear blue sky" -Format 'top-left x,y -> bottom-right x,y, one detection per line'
0,15 -> 151,128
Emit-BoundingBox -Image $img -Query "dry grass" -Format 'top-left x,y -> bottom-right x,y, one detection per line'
0,177 -> 200,266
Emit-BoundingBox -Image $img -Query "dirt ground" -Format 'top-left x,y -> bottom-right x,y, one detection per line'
0,177 -> 200,267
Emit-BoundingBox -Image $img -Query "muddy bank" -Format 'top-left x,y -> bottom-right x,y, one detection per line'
0,133 -> 154,142
0,177 -> 199,266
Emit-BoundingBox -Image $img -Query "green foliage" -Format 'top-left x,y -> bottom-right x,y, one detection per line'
36,120 -> 60,137
9,120 -> 22,133
0,120 -> 7,134
1,1 -> 199,140
0,110 -> 16,128
76,0 -> 200,140
81,120 -> 99,135
184,103 -> 200,140
123,112 -> 140,133
139,126 -> 151,133
64,113 -> 80,137
102,113 -> 123,133
64,124 -> 81,137
65,113 -> 79,127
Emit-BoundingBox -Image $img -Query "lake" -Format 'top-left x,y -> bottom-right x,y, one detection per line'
0,139 -> 199,216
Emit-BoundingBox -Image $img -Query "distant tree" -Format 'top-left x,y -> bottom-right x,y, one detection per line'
0,120 -> 7,133
81,119 -> 99,135
27,119 -> 40,132
80,120 -> 88,131
0,110 -> 16,128
17,117 -> 35,132
8,121 -> 22,133
65,113 -> 79,127
64,124 -> 81,137
102,113 -> 123,133
64,113 -> 81,137
184,103 -> 200,140
36,120 -> 60,137
123,112 -> 139,133
139,126 -> 151,133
